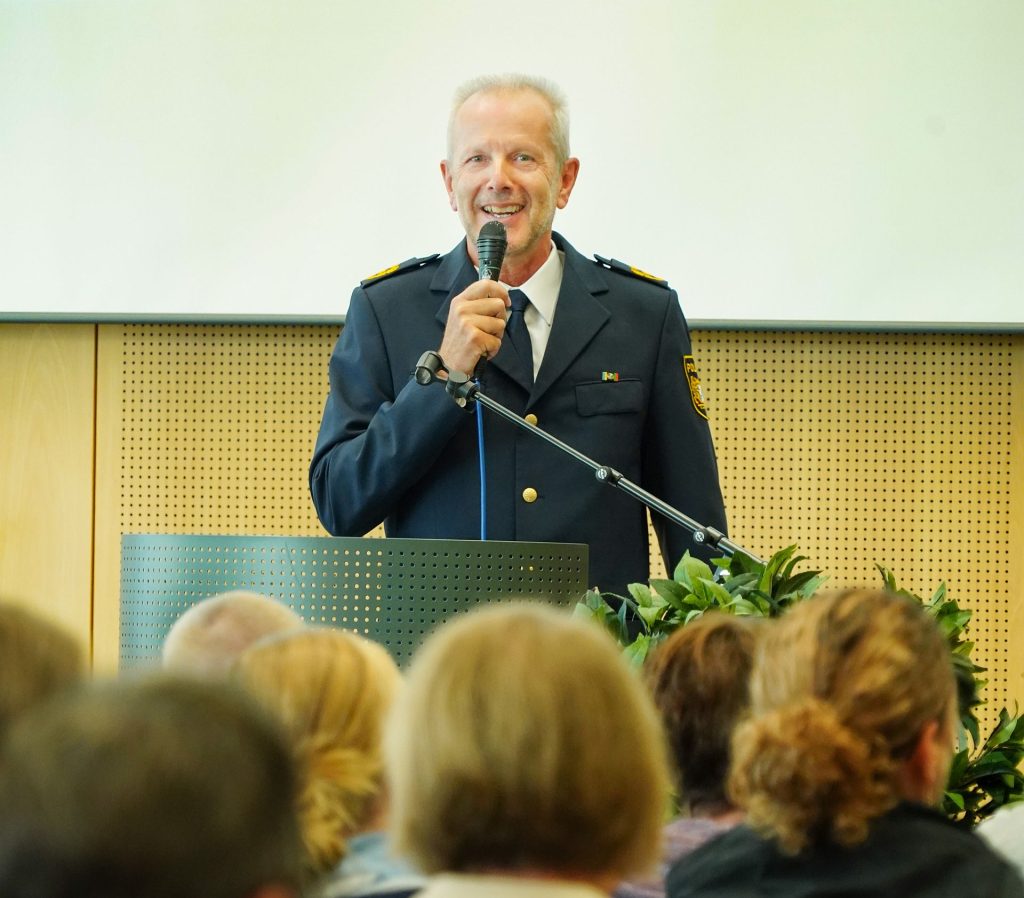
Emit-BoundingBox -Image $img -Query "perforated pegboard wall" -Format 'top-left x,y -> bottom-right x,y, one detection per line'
95,324 -> 1021,728
108,324 -> 337,535
690,330 -> 1021,723
121,534 -> 587,668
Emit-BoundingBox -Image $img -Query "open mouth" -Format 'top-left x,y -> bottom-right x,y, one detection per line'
482,204 -> 524,220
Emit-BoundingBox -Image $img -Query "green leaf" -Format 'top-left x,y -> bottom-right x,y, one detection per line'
945,791 -> 965,811
623,635 -> 651,667
628,582 -> 655,607
649,578 -> 693,611
727,597 -> 759,616
637,603 -> 663,628
693,577 -> 736,609
875,564 -> 898,591
989,714 -> 1023,748
673,553 -> 713,589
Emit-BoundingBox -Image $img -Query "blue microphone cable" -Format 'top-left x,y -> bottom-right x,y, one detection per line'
475,387 -> 487,540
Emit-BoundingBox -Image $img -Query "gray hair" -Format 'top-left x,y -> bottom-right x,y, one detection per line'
447,73 -> 571,168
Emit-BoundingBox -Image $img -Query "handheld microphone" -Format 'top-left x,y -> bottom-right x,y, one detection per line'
472,220 -> 508,380
476,220 -> 507,281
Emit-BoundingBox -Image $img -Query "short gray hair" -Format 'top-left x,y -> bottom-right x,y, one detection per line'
447,73 -> 571,168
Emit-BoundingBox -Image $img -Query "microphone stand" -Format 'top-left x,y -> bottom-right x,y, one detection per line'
414,353 -> 762,565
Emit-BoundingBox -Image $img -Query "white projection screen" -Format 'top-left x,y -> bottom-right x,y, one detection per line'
1,0 -> 1021,327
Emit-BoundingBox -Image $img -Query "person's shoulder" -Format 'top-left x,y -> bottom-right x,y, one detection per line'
358,254 -> 442,290
880,804 -> 1024,893
590,254 -> 671,291
665,825 -> 765,898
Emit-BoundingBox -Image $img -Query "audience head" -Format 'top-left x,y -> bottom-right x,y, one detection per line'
729,588 -> 956,854
645,612 -> 757,815
0,602 -> 84,737
162,590 -> 303,677
386,602 -> 671,888
0,676 -> 303,898
232,628 -> 401,877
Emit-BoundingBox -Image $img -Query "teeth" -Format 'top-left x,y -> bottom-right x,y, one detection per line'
483,205 -> 523,216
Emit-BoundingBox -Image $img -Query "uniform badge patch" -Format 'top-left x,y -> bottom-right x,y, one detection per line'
601,371 -> 620,382
682,355 -> 708,420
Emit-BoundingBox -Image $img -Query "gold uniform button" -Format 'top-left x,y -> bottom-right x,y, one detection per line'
522,487 -> 538,503
524,413 -> 538,426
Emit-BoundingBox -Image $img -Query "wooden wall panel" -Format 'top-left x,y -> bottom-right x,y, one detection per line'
0,324 -> 95,655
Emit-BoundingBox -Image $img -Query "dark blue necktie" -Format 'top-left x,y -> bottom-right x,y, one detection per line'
506,289 -> 534,385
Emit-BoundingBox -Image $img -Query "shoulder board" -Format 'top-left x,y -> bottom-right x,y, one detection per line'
360,254 -> 440,287
593,254 -> 669,289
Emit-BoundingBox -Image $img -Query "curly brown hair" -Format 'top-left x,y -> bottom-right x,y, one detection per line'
729,589 -> 955,854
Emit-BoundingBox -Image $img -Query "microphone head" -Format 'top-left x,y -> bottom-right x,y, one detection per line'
476,220 -> 507,281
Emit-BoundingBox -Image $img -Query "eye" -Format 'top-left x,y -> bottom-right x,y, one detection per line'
465,154 -> 485,164
514,153 -> 533,163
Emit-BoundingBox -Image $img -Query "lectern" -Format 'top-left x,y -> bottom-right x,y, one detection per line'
120,533 -> 588,668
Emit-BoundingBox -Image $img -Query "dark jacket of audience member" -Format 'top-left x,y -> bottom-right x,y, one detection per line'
666,589 -> 1024,898
0,676 -> 304,898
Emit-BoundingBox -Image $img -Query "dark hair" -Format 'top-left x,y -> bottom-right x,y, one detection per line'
0,603 -> 83,736
645,613 -> 757,809
0,676 -> 303,898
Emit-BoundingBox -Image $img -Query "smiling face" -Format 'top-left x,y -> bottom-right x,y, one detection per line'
441,87 -> 579,284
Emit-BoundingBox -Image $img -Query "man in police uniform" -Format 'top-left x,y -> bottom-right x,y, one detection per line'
309,74 -> 726,597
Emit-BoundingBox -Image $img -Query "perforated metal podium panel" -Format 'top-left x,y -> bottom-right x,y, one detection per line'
121,534 -> 588,668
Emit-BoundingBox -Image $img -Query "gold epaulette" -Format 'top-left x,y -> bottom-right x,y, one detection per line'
360,254 -> 440,287
593,254 -> 669,288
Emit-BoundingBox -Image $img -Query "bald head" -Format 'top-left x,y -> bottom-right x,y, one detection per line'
162,591 -> 303,678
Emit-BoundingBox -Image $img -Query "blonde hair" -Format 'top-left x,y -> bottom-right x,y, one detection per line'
232,628 -> 400,877
729,589 -> 955,854
162,590 -> 303,677
448,73 -> 571,168
386,603 -> 671,880
0,603 -> 84,735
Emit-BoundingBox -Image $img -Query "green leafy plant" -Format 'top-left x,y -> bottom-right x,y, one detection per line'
573,546 -> 1024,827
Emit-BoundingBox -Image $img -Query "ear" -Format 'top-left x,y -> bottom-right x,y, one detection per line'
440,159 -> 457,211
900,718 -> 950,806
555,157 -> 580,210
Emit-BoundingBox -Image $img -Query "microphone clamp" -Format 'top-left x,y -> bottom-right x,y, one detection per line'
414,351 -> 447,385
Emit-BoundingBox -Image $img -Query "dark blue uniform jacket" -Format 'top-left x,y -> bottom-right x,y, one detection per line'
310,233 -> 727,597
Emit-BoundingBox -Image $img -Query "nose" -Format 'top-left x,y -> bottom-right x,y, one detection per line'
486,158 -> 513,193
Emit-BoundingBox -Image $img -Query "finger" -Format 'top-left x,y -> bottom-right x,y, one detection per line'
464,313 -> 508,337
456,280 -> 511,306
455,296 -> 508,318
